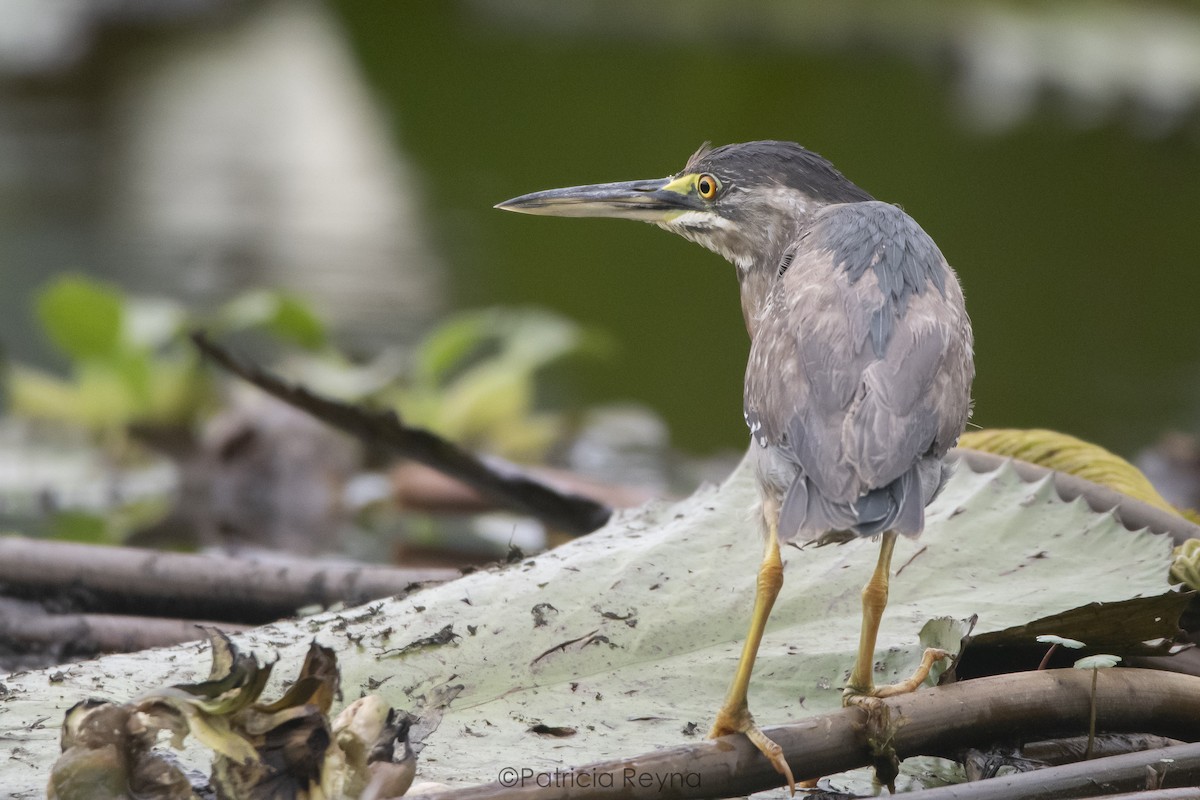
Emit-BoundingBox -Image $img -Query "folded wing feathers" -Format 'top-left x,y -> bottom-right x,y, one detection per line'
748,202 -> 971,539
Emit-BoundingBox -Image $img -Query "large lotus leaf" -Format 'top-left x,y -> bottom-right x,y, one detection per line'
352,455 -> 1175,790
0,454 -> 1180,796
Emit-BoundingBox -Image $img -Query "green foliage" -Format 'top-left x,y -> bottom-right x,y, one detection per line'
8,276 -> 339,433
13,275 -> 212,431
384,307 -> 608,461
10,274 -> 597,467
42,491 -> 174,546
46,510 -> 111,544
216,289 -> 327,351
36,277 -> 125,361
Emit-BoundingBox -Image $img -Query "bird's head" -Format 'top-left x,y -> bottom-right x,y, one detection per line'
496,141 -> 873,273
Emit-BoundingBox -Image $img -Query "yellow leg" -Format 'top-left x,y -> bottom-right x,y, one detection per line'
709,514 -> 795,793
843,531 -> 948,703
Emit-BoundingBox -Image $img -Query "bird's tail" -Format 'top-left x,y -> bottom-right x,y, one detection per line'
779,456 -> 952,541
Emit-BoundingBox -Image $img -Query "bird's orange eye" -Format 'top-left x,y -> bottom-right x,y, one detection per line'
697,173 -> 719,200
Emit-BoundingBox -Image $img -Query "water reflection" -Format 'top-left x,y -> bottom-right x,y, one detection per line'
0,0 -> 444,371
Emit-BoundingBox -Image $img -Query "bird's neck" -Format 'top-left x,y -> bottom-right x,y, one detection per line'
733,227 -> 804,340
737,266 -> 774,339
732,197 -> 825,338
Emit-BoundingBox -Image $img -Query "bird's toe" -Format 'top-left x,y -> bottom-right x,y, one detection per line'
709,706 -> 795,794
842,647 -> 951,705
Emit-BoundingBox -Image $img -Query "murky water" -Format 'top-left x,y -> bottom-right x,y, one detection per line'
330,2 -> 1200,456
2,1 -> 1198,460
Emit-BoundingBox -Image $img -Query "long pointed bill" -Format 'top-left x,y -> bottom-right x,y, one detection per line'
495,176 -> 701,222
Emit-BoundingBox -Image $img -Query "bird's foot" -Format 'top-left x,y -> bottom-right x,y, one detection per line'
709,705 -> 795,794
842,647 -> 950,706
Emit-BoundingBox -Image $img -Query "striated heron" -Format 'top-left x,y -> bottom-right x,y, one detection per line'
497,141 -> 975,790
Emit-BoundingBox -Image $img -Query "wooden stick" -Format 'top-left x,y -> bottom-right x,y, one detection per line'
398,669 -> 1200,800
894,742 -> 1200,800
1078,791 -> 1200,800
0,597 -> 249,653
0,536 -> 456,623
1021,733 -> 1183,766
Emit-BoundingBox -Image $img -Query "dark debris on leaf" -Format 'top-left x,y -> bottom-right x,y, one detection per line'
529,723 -> 577,738
382,624 -> 460,657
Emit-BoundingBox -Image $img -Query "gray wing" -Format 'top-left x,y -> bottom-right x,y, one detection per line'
745,201 -> 973,537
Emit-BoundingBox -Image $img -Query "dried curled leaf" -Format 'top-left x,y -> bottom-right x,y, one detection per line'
53,629 -> 408,800
135,629 -> 276,765
334,695 -> 417,799
47,699 -> 197,800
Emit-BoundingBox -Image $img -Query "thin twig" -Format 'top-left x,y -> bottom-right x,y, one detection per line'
191,331 -> 612,535
893,544 -> 927,577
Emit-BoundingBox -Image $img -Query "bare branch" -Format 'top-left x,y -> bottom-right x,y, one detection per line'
191,331 -> 612,534
895,741 -> 1200,799
399,669 -> 1200,800
0,596 -> 249,654
1080,790 -> 1200,800
0,536 -> 456,623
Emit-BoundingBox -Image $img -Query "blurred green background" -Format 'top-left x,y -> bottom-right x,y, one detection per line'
2,0 -> 1198,458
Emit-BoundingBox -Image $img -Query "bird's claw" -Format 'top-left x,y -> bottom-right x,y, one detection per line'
842,647 -> 950,705
709,707 -> 796,795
